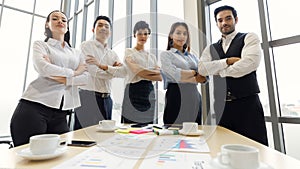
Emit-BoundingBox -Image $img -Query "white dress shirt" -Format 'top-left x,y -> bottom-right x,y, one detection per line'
22,38 -> 88,110
79,40 -> 126,93
124,48 -> 159,84
199,31 -> 262,78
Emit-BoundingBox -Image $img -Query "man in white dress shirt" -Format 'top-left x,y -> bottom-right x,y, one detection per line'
198,5 -> 268,145
74,16 -> 125,129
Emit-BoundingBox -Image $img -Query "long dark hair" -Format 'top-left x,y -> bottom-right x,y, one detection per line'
44,10 -> 71,47
166,22 -> 190,52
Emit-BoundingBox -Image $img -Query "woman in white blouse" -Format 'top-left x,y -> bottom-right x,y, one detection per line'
10,10 -> 88,146
121,21 -> 162,124
160,22 -> 206,125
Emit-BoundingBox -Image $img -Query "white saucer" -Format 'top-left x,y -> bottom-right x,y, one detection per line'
96,126 -> 118,132
208,158 -> 273,169
17,147 -> 67,160
179,129 -> 204,136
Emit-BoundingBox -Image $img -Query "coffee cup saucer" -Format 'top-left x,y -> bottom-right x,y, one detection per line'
179,129 -> 204,136
17,146 -> 67,160
96,126 -> 118,132
208,158 -> 273,169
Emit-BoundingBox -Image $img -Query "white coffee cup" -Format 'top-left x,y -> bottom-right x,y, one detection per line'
29,134 -> 65,155
217,144 -> 259,169
99,120 -> 116,129
181,122 -> 198,133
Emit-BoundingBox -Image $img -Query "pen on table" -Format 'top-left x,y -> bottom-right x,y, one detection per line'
152,126 -> 163,130
154,129 -> 179,135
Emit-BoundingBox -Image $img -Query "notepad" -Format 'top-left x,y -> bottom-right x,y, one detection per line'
115,128 -> 150,134
130,129 -> 152,134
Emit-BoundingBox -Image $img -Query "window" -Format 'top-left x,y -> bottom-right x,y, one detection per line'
283,124 -> 300,160
0,9 -> 33,135
99,0 -> 109,17
273,44 -> 300,117
75,12 -> 83,48
35,0 -> 62,17
86,2 -> 95,40
4,0 -> 34,12
267,0 -> 300,40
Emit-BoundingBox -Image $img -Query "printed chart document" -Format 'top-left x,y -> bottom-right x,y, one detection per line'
52,146 -> 139,169
98,134 -> 155,148
97,134 -> 155,158
151,136 -> 210,153
139,151 -> 211,169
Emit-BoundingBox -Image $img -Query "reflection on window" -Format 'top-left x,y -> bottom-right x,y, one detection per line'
273,44 -> 300,117
267,0 -> 300,40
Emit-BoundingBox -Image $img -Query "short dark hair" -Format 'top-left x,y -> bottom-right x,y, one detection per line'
93,15 -> 112,28
133,21 -> 151,37
214,5 -> 237,21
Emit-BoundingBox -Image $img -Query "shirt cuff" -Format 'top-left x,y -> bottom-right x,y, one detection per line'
106,65 -> 116,75
221,58 -> 228,68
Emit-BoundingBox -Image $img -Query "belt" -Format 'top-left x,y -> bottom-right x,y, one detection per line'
225,91 -> 237,102
95,92 -> 110,98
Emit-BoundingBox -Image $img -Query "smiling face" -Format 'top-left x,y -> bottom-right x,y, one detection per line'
170,25 -> 188,50
216,10 -> 238,35
93,19 -> 111,44
135,28 -> 150,46
46,11 -> 68,36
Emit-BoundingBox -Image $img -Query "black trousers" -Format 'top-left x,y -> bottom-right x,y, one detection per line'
163,83 -> 202,125
218,94 -> 268,146
10,99 -> 69,147
74,90 -> 113,130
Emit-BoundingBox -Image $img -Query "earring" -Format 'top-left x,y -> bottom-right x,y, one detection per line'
169,39 -> 173,47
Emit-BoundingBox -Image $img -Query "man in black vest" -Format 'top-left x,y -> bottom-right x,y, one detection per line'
198,5 -> 268,145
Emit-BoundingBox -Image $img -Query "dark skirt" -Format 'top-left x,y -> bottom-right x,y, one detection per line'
121,80 -> 155,124
163,83 -> 202,125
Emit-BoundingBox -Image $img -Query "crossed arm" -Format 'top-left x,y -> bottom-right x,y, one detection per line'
125,57 -> 162,81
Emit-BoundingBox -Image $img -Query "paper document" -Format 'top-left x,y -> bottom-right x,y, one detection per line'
52,146 -> 138,169
151,137 -> 210,153
139,151 -> 211,169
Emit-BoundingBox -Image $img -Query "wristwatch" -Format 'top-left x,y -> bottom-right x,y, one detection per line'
194,70 -> 199,76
